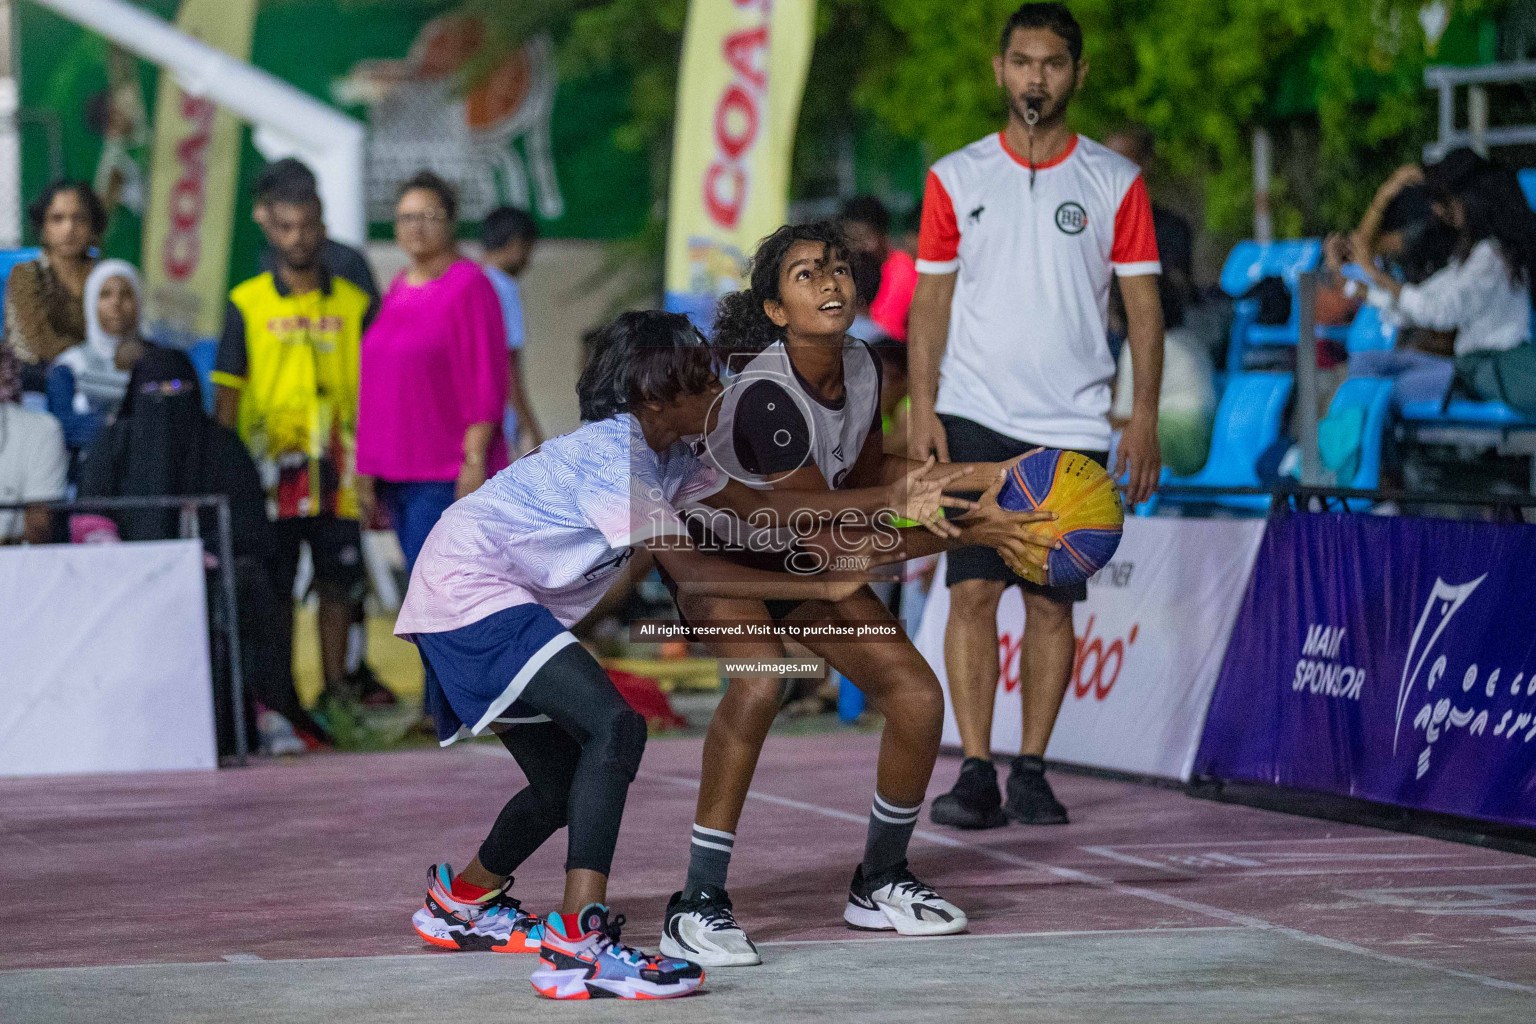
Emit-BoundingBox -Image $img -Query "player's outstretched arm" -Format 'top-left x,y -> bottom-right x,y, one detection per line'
794,468 -> 1058,574
701,457 -> 980,537
648,539 -> 864,603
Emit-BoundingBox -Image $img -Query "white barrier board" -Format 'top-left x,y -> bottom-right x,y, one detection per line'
0,540 -> 215,776
914,517 -> 1266,780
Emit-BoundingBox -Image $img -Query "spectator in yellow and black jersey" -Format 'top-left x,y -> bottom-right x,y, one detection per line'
211,171 -> 371,718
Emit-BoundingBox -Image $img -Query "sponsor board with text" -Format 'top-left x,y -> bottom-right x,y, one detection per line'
914,518 -> 1265,780
1195,513 -> 1536,829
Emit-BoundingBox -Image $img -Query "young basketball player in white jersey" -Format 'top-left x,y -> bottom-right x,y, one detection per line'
400,308 -> 1051,995
657,222 -> 1060,966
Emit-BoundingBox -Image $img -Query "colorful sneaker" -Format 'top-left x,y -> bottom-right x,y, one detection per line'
658,885 -> 761,967
531,903 -> 704,1000
844,862 -> 968,936
411,863 -> 543,953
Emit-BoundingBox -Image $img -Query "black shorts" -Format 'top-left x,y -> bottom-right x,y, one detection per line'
654,550 -> 806,627
940,414 -> 1109,604
267,515 -> 367,603
655,517 -> 809,627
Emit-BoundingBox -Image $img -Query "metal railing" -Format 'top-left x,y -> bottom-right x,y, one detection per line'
1155,483 -> 1536,521
1424,60 -> 1536,160
0,494 -> 247,765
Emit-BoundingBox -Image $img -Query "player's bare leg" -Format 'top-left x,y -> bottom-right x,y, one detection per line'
796,588 -> 966,935
660,594 -> 783,967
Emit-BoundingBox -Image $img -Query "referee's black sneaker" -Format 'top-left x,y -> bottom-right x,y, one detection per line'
928,757 -> 1007,829
1004,754 -> 1069,825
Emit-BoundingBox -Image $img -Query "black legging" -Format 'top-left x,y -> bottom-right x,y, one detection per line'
476,643 -> 647,877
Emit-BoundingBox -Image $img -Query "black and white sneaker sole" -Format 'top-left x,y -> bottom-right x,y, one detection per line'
843,898 -> 967,936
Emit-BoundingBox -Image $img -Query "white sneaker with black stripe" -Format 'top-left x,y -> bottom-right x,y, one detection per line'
843,862 -> 967,936
659,885 -> 761,966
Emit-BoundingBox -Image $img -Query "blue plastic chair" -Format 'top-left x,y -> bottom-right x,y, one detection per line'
188,338 -> 220,415
1140,371 -> 1294,515
1219,239 -> 1326,372
1323,376 -> 1394,509
1519,169 -> 1536,213
1400,397 -> 1530,425
0,247 -> 42,313
1345,303 -> 1398,355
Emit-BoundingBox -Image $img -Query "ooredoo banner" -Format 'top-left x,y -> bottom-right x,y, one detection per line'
1194,512 -> 1536,828
663,0 -> 817,326
914,517 -> 1265,780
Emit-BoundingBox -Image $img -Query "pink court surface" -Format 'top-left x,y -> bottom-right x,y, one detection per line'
3,732 -> 1535,1022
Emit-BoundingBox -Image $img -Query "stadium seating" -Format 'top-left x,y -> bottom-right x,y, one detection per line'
188,339 -> 220,415
1519,168 -> 1536,213
1345,303 -> 1398,355
0,247 -> 42,312
1220,238 -> 1347,372
1139,371 -> 1293,515
1324,376 -> 1395,508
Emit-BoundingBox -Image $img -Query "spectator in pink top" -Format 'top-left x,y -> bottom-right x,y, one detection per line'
356,172 -> 509,571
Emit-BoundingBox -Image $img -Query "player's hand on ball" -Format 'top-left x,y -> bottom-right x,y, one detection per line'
961,466 -> 1057,571
890,455 -> 977,538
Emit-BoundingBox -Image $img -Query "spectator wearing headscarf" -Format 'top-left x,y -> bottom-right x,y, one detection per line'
79,348 -> 329,755
47,259 -> 153,451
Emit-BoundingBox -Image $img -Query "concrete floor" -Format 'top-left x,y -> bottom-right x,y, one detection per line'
3,734 -> 1535,1021
5,929 -> 1533,1024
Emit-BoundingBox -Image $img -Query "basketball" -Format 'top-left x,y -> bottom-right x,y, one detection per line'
996,449 -> 1125,587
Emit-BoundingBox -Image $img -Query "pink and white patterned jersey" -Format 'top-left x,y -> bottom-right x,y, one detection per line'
918,133 -> 1161,451
395,414 -> 724,635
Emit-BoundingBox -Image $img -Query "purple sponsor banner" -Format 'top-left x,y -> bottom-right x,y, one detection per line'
1195,512 -> 1536,828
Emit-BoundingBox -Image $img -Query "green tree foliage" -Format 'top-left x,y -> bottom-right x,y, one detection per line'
866,0 -> 1499,237
466,0 -> 1500,241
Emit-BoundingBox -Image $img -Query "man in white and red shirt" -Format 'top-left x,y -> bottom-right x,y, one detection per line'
909,3 -> 1165,831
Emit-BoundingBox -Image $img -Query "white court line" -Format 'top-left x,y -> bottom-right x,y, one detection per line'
758,926 -> 1244,948
642,773 -> 1536,997
1101,836 -> 1421,849
1081,845 -> 1536,879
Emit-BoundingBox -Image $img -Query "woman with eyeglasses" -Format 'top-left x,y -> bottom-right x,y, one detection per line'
355,171 -> 509,571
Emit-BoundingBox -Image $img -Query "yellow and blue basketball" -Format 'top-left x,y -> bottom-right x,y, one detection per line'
996,449 -> 1124,587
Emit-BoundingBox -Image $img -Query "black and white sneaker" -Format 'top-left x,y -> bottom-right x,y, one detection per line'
843,862 -> 967,936
658,886 -> 761,967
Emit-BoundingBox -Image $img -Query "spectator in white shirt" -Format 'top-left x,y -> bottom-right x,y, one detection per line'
0,346 -> 68,544
1351,164 -> 1535,411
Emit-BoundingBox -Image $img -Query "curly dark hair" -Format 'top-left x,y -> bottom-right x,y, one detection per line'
397,170 -> 459,223
27,180 -> 106,240
711,220 -> 851,354
577,310 -> 716,422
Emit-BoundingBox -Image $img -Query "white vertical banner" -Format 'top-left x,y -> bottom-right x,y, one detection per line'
914,518 -> 1267,780
0,541 -> 214,776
